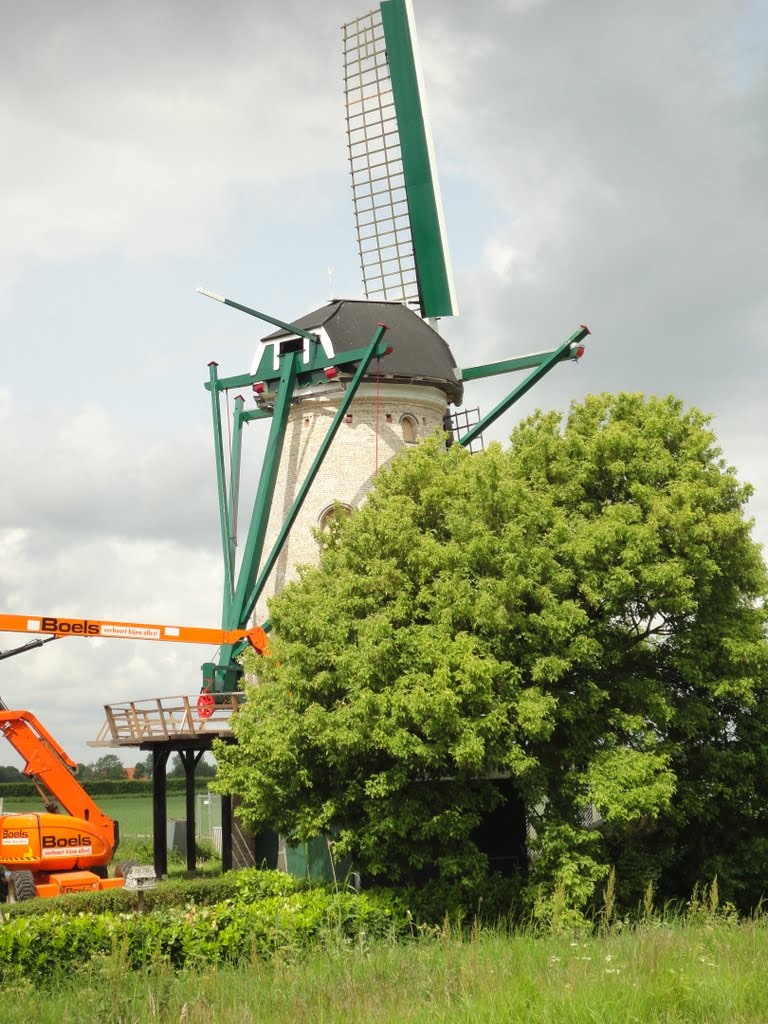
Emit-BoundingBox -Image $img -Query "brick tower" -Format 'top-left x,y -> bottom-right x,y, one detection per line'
253,297 -> 463,624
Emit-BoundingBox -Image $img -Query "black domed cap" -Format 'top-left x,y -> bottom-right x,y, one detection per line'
263,299 -> 463,405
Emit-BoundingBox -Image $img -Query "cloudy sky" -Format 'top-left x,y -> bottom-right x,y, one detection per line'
1,0 -> 766,764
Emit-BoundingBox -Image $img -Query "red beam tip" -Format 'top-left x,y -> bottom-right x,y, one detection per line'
579,324 -> 591,335
207,360 -> 219,367
377,322 -> 389,328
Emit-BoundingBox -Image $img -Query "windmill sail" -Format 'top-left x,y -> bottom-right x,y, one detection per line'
343,0 -> 458,319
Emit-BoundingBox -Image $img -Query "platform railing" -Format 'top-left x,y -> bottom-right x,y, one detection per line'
90,693 -> 245,746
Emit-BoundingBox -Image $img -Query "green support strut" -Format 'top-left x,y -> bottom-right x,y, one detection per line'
459,326 -> 590,449
207,362 -> 235,622
238,324 -> 389,633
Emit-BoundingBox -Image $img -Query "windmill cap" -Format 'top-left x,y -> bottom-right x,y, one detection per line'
262,299 -> 463,404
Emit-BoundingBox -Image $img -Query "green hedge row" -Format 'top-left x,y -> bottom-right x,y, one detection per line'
1,873 -> 245,919
0,872 -> 408,984
0,778 -> 207,798
2,865 -> 521,926
1,864 -> 524,929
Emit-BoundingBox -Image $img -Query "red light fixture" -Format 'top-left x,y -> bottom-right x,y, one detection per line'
253,381 -> 266,395
324,367 -> 338,380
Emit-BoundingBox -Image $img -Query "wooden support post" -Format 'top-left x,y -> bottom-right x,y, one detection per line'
152,748 -> 170,878
181,750 -> 204,872
221,793 -> 233,872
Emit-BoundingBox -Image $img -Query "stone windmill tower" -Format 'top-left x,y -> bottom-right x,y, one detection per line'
253,299 -> 463,624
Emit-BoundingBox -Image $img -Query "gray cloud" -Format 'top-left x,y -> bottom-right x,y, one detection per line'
0,391 -> 220,545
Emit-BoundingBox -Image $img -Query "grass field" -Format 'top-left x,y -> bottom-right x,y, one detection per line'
0,791 -> 222,838
4,921 -> 767,1023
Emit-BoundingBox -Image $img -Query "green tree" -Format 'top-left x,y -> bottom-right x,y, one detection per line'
167,754 -> 186,779
214,394 -> 768,912
133,752 -> 153,780
87,754 -> 127,781
167,753 -> 216,779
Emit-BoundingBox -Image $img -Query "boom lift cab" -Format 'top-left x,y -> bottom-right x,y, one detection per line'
0,812 -> 122,898
0,707 -> 124,900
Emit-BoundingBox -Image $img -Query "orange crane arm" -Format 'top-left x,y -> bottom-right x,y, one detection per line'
0,613 -> 268,654
0,709 -> 116,849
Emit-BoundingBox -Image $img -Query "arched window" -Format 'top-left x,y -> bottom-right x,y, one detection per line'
318,502 -> 353,534
401,414 -> 418,444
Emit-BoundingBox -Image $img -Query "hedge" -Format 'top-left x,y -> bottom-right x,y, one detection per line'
0,778 -> 207,799
0,872 -> 408,984
1,873 -> 246,920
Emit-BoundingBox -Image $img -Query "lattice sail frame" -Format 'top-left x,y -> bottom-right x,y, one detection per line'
343,9 -> 417,309
343,0 -> 457,319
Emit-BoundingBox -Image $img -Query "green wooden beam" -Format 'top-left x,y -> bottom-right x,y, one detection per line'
226,395 -> 245,578
204,340 -> 394,393
207,362 -> 235,621
381,0 -> 456,317
197,288 -> 319,343
227,353 -> 299,630
210,355 -> 299,691
461,342 -> 583,383
459,326 -> 590,449
239,326 -> 389,629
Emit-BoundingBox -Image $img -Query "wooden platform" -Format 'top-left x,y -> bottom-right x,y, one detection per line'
89,693 -> 245,748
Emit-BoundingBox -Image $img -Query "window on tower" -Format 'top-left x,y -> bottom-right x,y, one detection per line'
401,414 -> 418,444
318,502 -> 353,545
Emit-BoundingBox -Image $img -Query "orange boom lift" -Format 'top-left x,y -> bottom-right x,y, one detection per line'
0,614 -> 269,899
0,613 -> 268,653
0,705 -> 128,900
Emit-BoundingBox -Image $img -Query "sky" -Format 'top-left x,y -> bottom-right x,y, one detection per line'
1,0 -> 766,765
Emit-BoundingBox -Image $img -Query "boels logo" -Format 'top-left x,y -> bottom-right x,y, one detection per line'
1,828 -> 29,847
42,616 -> 99,636
42,834 -> 92,850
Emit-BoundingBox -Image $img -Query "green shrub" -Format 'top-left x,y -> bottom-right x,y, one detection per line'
2,873 -> 241,919
0,875 -> 407,984
1,867 -> 514,926
393,872 -> 523,926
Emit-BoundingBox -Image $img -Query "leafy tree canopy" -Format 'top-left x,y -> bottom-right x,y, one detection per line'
79,754 -> 127,781
214,393 -> 768,913
167,753 -> 216,779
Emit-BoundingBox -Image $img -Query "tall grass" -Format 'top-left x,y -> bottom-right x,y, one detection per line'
5,907 -> 767,1023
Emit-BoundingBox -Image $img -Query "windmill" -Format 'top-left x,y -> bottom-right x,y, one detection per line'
93,0 -> 589,877
194,0 -> 588,654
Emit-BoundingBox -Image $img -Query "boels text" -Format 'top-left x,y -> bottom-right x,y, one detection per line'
2,828 -> 29,846
42,834 -> 92,849
42,617 -> 99,636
